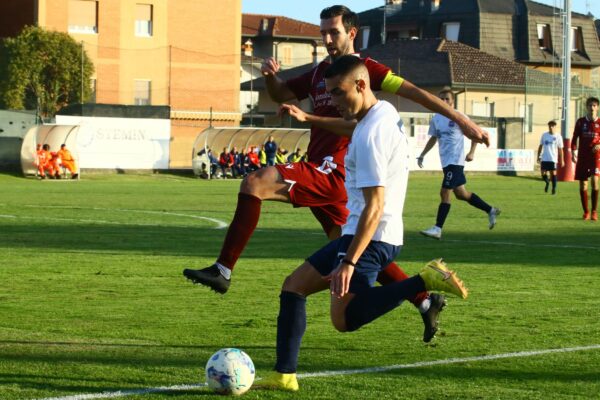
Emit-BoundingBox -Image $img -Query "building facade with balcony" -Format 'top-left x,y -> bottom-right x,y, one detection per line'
0,0 -> 242,168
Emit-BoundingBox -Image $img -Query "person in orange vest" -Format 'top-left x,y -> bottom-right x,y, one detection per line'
48,148 -> 62,179
57,144 -> 78,179
37,144 -> 57,179
35,144 -> 47,179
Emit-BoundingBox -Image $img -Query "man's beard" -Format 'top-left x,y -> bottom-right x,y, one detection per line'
330,41 -> 352,61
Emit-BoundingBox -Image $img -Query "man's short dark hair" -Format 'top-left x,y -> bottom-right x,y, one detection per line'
438,87 -> 454,100
320,5 -> 359,32
323,55 -> 364,79
586,97 -> 599,107
548,120 -> 557,127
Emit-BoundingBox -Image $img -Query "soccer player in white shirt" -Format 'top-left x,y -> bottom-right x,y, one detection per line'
417,88 -> 500,240
537,120 -> 564,195
257,56 -> 468,392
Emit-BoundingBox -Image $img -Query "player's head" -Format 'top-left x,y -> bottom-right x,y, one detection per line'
61,144 -> 66,149
438,87 -> 454,107
324,55 -> 371,120
585,97 -> 599,116
43,144 -> 50,151
320,5 -> 358,59
547,120 -> 557,132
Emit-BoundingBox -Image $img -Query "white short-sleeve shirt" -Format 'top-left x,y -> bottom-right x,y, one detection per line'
428,113 -> 467,167
342,101 -> 408,246
539,132 -> 563,163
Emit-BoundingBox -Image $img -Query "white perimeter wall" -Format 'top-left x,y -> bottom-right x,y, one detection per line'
56,116 -> 171,169
409,126 -> 533,172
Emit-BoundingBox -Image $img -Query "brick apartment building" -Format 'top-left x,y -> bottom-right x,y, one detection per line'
0,0 -> 242,168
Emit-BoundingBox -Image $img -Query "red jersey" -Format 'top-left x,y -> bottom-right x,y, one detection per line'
285,57 -> 392,172
572,116 -> 600,162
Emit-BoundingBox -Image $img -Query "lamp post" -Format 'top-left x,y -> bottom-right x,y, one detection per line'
244,39 -> 254,126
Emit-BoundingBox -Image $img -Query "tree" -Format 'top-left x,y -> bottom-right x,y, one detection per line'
0,26 -> 94,119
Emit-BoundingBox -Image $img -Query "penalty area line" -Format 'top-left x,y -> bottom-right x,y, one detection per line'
36,344 -> 600,400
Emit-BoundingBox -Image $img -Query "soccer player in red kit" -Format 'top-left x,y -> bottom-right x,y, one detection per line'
571,97 -> 600,220
184,5 -> 489,342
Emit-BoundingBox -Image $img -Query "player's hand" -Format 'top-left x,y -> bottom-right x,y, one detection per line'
325,262 -> 355,298
459,120 -> 490,147
261,57 -> 280,76
572,152 -> 577,163
465,154 -> 474,162
279,104 -> 308,122
417,156 -> 424,168
593,145 -> 600,154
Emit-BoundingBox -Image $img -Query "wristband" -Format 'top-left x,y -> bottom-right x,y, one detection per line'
341,258 -> 356,267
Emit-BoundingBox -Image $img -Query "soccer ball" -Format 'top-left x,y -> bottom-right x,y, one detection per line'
205,348 -> 255,395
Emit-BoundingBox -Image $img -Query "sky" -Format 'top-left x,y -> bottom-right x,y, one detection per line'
242,1 -> 599,25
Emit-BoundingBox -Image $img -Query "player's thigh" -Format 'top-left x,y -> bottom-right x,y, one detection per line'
282,261 -> 329,296
439,187 -> 453,203
240,166 -> 290,201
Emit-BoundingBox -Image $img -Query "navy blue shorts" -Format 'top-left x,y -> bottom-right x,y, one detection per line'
307,234 -> 400,293
442,164 -> 467,189
540,161 -> 556,171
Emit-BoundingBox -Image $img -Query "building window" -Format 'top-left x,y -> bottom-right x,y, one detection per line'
135,4 -> 153,37
360,27 -> 370,49
134,80 -> 151,105
280,46 -> 292,65
90,78 -> 96,103
68,0 -> 98,34
442,22 -> 460,41
571,27 -> 584,52
537,24 -> 552,50
431,0 -> 441,12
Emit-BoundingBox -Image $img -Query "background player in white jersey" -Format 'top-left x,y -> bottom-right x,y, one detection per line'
417,88 -> 500,240
258,56 -> 468,392
537,120 -> 564,195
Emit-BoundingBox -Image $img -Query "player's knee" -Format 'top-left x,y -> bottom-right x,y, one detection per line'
239,172 -> 262,195
330,314 -> 348,332
281,274 -> 308,296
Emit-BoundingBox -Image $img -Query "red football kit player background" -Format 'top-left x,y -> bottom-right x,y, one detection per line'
274,56 -> 391,233
572,116 -> 600,179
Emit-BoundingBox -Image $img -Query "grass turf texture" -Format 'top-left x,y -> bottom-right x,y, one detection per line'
0,172 -> 599,399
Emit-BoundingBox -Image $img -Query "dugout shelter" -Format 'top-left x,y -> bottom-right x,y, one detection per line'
192,127 -> 310,178
21,125 -> 80,177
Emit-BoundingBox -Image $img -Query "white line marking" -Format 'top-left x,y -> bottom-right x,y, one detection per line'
0,205 -> 228,229
37,384 -> 206,400
35,344 -> 600,400
297,344 -> 600,378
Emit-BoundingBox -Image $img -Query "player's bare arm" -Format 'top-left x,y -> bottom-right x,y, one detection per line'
466,141 -> 477,162
418,136 -> 438,168
279,104 -> 356,138
326,186 -> 385,298
261,57 -> 296,103
396,80 -> 490,147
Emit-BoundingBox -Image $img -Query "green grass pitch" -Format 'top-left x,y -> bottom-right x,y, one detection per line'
1,172 -> 599,399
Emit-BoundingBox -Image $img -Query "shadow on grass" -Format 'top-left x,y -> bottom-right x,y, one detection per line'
1,221 -> 599,267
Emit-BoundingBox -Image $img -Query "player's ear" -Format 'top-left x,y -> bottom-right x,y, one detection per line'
355,78 -> 367,92
347,26 -> 358,41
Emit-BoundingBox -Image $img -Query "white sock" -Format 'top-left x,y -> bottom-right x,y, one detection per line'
418,297 -> 431,314
215,262 -> 231,280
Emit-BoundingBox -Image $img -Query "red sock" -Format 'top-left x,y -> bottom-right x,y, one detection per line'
377,262 -> 428,307
580,190 -> 589,213
217,193 -> 262,270
593,190 -> 599,212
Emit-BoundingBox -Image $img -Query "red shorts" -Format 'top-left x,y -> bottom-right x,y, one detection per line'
575,157 -> 600,180
275,161 -> 348,234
